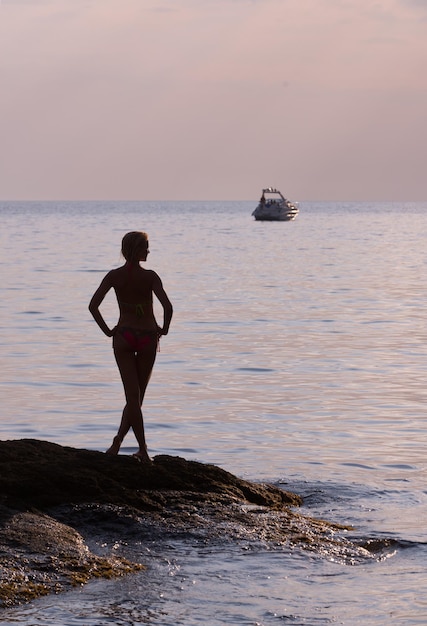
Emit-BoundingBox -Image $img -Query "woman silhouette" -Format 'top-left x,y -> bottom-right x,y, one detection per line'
89,231 -> 173,462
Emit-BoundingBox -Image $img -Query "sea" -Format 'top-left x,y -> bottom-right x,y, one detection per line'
0,200 -> 426,625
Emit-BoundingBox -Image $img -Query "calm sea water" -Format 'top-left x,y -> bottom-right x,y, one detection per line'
1,200 -> 427,624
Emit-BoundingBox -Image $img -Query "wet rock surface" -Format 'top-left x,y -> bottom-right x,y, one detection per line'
0,507 -> 143,607
0,439 -> 387,609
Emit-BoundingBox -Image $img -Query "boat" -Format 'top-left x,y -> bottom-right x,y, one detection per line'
252,188 -> 299,221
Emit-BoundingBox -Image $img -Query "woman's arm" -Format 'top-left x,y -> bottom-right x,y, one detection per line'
152,274 -> 173,335
88,273 -> 116,337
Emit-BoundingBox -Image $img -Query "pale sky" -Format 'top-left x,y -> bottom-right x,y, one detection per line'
1,0 -> 426,201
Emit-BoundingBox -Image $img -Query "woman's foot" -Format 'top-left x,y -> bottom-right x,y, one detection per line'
106,436 -> 122,455
132,448 -> 152,463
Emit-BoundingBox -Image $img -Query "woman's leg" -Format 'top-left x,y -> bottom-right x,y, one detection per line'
132,344 -> 157,459
105,409 -> 130,454
109,337 -> 157,459
112,348 -> 147,454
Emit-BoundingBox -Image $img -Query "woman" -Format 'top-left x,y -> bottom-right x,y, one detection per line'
89,231 -> 173,462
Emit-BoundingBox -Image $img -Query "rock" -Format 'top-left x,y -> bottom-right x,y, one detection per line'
0,507 -> 143,608
0,439 -> 301,512
1,439 -> 371,610
0,439 -> 302,608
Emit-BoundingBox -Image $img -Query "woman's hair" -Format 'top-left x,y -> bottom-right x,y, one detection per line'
121,231 -> 149,263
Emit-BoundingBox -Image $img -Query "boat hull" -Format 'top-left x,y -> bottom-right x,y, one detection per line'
252,204 -> 298,222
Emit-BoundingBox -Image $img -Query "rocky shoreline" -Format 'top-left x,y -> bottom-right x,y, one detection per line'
1,439 -> 383,609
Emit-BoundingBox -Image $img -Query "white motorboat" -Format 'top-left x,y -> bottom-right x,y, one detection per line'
252,188 -> 299,221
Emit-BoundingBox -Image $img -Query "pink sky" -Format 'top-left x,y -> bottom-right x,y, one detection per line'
1,0 -> 426,201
